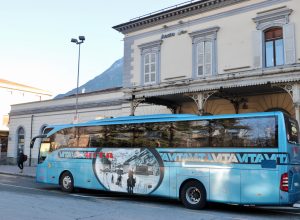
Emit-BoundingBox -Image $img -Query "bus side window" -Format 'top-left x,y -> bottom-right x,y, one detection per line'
143,123 -> 170,148
54,133 -> 67,149
170,122 -> 186,148
67,128 -> 77,148
173,121 -> 210,148
83,126 -> 105,148
78,135 -> 89,148
190,121 -> 209,148
172,121 -> 191,148
133,126 -> 144,147
89,134 -> 104,148
76,127 -> 90,148
210,121 -> 225,147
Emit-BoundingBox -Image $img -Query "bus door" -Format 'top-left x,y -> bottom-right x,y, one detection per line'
30,135 -> 49,183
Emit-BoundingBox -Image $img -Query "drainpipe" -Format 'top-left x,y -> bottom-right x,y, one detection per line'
29,115 -> 34,166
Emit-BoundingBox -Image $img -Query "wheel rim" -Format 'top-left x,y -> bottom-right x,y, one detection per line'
186,186 -> 201,205
63,176 -> 72,189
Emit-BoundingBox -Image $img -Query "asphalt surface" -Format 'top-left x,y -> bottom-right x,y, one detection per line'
1,173 -> 300,220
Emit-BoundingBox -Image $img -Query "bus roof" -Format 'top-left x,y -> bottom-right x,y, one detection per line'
84,111 -> 284,125
86,114 -> 197,124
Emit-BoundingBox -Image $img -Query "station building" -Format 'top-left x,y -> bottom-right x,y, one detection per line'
0,79 -> 51,164
7,0 -> 300,165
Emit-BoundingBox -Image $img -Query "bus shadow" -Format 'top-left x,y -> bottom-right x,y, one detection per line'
69,188 -> 297,217
35,184 -> 297,218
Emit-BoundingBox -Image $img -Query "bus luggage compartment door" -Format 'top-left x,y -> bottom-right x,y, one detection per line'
210,168 -> 240,203
241,169 -> 279,204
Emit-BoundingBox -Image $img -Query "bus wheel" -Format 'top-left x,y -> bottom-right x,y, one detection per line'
180,180 -> 206,209
60,171 -> 74,193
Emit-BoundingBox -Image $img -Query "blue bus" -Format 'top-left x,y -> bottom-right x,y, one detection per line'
31,111 -> 300,209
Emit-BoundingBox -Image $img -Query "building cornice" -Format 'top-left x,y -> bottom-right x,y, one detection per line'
9,98 -> 126,117
127,65 -> 300,98
0,79 -> 52,96
189,26 -> 220,39
113,0 -> 249,34
253,6 -> 293,30
138,40 -> 163,50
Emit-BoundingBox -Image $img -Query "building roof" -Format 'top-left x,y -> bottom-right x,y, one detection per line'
113,0 -> 248,34
0,79 -> 52,96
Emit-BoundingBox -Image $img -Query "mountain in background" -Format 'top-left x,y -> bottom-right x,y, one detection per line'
55,58 -> 123,99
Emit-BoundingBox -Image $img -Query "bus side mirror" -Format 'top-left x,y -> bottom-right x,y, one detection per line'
30,134 -> 47,148
30,140 -> 35,149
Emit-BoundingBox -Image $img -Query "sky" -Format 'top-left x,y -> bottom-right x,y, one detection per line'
0,0 -> 186,96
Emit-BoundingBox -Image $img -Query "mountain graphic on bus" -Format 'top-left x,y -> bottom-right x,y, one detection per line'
93,148 -> 164,194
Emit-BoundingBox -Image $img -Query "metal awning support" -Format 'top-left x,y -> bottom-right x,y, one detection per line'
272,83 -> 300,123
215,88 -> 248,114
129,94 -> 182,115
144,97 -> 181,114
185,91 -> 216,115
130,97 -> 145,116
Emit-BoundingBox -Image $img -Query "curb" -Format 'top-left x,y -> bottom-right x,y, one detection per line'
0,172 -> 35,178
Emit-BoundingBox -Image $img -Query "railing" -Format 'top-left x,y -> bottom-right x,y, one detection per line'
129,0 -> 201,22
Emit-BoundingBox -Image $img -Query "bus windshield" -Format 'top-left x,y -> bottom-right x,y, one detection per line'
39,137 -> 51,163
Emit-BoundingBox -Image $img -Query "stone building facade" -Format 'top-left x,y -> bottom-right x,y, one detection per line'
113,0 -> 300,119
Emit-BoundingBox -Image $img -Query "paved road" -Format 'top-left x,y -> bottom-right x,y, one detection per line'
0,173 -> 299,220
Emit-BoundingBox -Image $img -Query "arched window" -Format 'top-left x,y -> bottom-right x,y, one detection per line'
264,27 -> 284,67
17,127 -> 25,154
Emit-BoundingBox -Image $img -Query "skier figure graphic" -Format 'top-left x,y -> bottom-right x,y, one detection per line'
127,169 -> 136,194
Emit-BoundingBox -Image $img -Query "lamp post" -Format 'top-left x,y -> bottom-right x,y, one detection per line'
71,36 -> 85,123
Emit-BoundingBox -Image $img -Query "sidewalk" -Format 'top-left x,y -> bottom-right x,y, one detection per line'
0,165 -> 36,178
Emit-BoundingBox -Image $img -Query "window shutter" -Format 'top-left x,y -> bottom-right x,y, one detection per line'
204,41 -> 212,75
197,42 -> 204,76
252,30 -> 262,69
283,23 -> 296,65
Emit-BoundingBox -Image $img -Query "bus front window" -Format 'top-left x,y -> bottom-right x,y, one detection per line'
39,138 -> 51,164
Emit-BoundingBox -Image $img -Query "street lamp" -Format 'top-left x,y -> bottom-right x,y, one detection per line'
71,36 -> 85,123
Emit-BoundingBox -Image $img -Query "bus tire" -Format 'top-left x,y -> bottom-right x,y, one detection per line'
60,171 -> 74,193
180,180 -> 206,210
